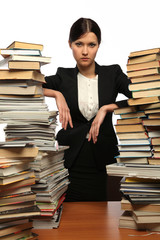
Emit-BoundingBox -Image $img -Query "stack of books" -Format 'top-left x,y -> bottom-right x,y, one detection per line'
0,41 -> 69,235
107,47 -> 160,231
30,145 -> 69,229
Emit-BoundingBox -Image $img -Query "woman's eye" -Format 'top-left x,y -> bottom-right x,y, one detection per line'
90,43 -> 96,47
75,42 -> 82,47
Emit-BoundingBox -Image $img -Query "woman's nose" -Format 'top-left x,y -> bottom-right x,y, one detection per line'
82,45 -> 88,55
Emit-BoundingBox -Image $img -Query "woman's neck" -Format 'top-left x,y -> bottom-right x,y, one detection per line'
77,62 -> 96,78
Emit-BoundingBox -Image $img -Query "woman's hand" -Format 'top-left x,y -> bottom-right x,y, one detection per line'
88,104 -> 118,144
55,91 -> 73,130
43,88 -> 73,130
88,106 -> 107,144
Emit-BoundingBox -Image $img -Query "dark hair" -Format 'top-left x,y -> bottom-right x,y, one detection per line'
69,18 -> 101,44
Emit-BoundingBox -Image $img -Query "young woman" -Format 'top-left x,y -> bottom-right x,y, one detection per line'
43,18 -> 132,201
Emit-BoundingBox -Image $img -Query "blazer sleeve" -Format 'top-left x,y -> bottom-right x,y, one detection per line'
114,65 -> 132,108
42,68 -> 62,91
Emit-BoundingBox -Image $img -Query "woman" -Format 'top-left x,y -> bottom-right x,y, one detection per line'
43,17 -> 132,201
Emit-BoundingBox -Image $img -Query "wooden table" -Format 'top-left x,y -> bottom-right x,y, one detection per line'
33,201 -> 160,240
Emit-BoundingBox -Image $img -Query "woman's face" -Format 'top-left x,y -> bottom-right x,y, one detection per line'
69,32 -> 99,69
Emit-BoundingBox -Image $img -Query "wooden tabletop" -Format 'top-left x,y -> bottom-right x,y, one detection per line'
33,201 -> 160,240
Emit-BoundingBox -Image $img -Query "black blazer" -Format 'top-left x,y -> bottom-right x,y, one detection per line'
43,63 -> 132,169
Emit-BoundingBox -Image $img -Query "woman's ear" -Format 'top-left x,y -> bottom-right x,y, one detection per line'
68,40 -> 72,49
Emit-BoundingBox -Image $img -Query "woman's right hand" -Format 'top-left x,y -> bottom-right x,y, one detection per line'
43,88 -> 73,130
55,91 -> 73,130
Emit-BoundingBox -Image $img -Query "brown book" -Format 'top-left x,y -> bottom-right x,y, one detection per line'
117,118 -> 142,125
129,80 -> 160,91
127,68 -> 160,78
116,157 -> 148,164
129,48 -> 160,58
128,96 -> 160,106
130,74 -> 160,83
0,85 -> 42,95
128,53 -> 160,65
132,88 -> 160,99
139,102 -> 160,110
117,132 -> 148,140
151,138 -> 160,145
120,111 -> 146,119
127,60 -> 160,72
115,124 -> 145,133
7,41 -> 43,51
132,210 -> 160,224
114,106 -> 137,115
0,70 -> 45,83
148,157 -> 160,165
143,119 -> 160,126
0,146 -> 38,158
8,61 -> 40,70
0,162 -> 30,177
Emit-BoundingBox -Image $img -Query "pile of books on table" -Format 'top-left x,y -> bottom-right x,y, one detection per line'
0,41 -> 69,238
106,47 -> 160,231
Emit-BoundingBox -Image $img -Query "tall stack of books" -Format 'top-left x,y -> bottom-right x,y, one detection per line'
107,47 -> 160,231
0,41 -> 69,236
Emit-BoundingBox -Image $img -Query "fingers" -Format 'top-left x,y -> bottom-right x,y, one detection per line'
59,108 -> 73,130
88,121 -> 100,144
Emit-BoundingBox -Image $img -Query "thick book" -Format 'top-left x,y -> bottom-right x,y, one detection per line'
7,41 -> 43,51
128,53 -> 160,65
0,85 -> 42,95
127,67 -> 160,78
0,162 -> 30,177
114,106 -> 137,115
0,221 -> 33,237
129,80 -> 160,92
132,88 -> 160,99
0,70 -> 45,82
127,60 -> 160,72
116,157 -> 148,164
117,132 -> 148,140
129,48 -> 160,58
115,124 -> 145,133
0,146 -> 38,158
128,96 -> 160,106
0,170 -> 35,185
130,74 -> 160,84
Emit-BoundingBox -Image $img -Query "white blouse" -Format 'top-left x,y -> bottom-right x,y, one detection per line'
78,72 -> 99,121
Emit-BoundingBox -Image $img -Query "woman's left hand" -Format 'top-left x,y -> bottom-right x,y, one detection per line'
88,103 -> 118,144
88,106 -> 107,144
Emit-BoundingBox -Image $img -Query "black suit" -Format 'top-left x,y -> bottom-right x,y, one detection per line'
43,62 -> 132,201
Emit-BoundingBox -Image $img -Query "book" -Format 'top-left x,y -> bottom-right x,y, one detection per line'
0,70 -> 45,82
0,85 -> 42,95
143,119 -> 160,126
0,55 -> 51,65
118,144 -> 151,151
117,118 -> 142,125
116,132 -> 148,140
0,48 -> 41,57
117,151 -> 152,158
0,170 -> 35,185
0,162 -> 30,177
115,124 -> 145,133
114,106 -> 137,115
148,157 -> 160,165
0,146 -> 38,158
128,96 -> 160,106
5,61 -> 41,70
127,68 -> 160,78
119,111 -> 146,119
132,210 -> 160,224
0,222 -> 33,237
106,163 -> 160,179
119,139 -> 150,145
132,88 -> 160,99
0,192 -> 36,205
1,231 -> 38,240
151,137 -> 160,145
128,53 -> 160,65
7,41 -> 43,51
129,80 -> 160,92
119,211 -> 160,231
127,60 -> 160,72
139,102 -> 160,110
116,157 -> 148,164
0,205 -> 40,220
130,74 -> 160,84
129,48 -> 160,58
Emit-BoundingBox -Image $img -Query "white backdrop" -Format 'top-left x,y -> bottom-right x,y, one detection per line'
0,0 -> 159,138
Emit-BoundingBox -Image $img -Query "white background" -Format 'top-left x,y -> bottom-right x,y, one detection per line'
0,0 -> 160,138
